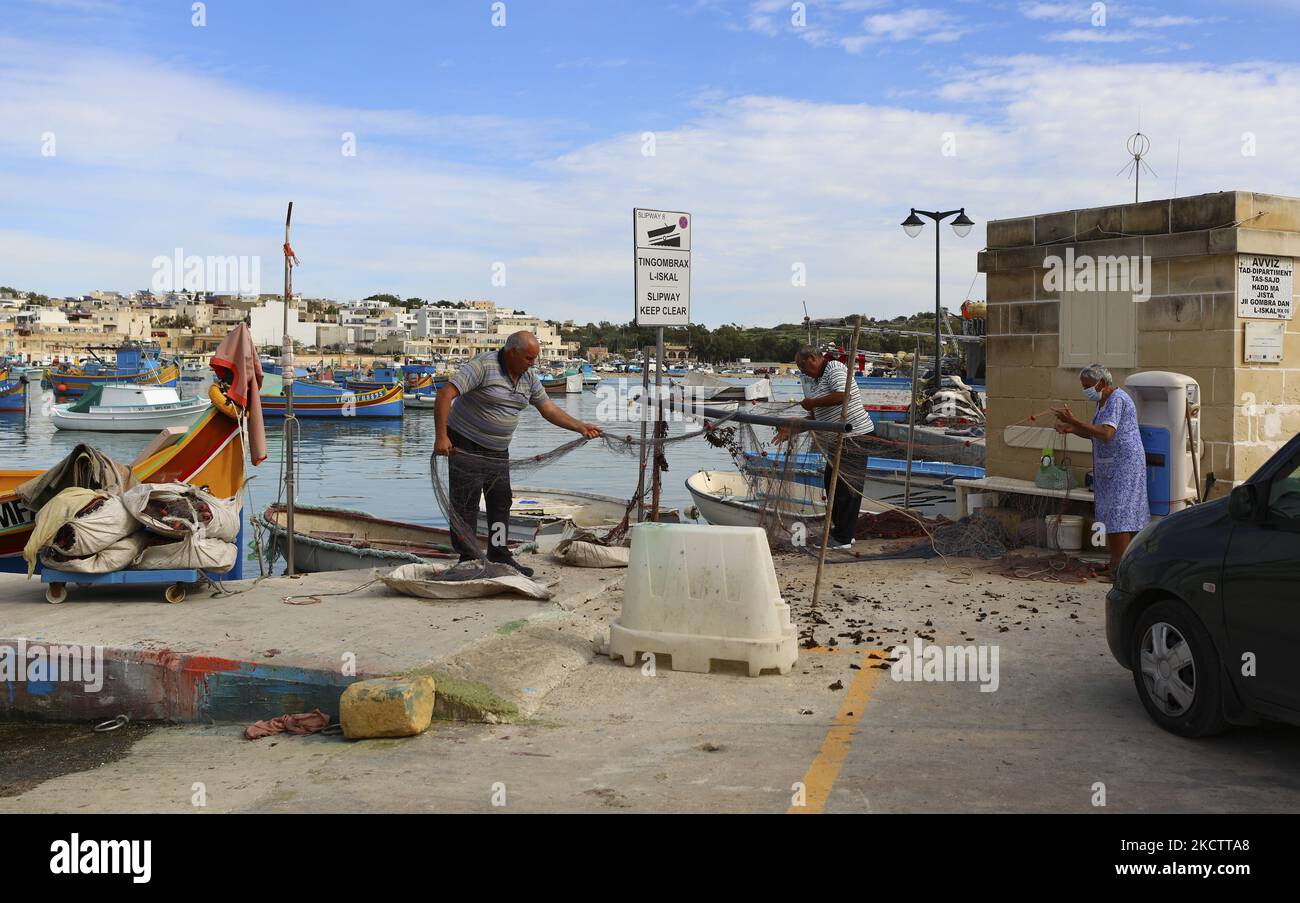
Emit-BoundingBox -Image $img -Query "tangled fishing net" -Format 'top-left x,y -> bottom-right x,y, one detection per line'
425,382 -> 1094,580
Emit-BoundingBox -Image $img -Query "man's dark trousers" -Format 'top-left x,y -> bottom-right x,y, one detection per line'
446,427 -> 513,561
822,437 -> 868,545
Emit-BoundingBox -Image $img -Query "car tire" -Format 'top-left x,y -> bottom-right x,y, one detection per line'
1131,600 -> 1229,738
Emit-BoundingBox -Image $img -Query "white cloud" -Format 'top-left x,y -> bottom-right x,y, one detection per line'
4,39 -> 1300,325
1046,28 -> 1144,42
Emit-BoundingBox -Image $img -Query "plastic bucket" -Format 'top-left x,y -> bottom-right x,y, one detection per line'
1044,514 -> 1084,552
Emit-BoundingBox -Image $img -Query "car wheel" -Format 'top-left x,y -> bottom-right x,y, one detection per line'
1131,600 -> 1228,738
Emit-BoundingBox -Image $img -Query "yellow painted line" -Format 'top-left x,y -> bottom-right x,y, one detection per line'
789,646 -> 888,814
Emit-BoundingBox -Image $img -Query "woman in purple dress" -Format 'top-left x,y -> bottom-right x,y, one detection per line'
1051,364 -> 1149,574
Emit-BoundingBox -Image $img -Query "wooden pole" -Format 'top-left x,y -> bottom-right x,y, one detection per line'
811,315 -> 862,609
650,328 -> 664,521
903,338 -> 921,509
282,201 -> 297,576
635,345 -> 652,522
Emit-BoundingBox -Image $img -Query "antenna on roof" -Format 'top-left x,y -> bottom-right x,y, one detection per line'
1118,131 -> 1157,203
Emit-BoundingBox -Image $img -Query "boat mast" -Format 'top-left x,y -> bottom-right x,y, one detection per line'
283,201 -> 297,576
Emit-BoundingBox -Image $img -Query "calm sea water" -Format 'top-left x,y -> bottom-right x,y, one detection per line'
1,377 -> 802,527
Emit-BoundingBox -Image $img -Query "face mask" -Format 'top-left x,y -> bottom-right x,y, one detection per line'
1083,385 -> 1101,402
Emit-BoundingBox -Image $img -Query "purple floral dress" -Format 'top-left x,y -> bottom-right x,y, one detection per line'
1091,388 -> 1150,534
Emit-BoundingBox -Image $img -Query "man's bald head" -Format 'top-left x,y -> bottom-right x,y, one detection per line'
502,331 -> 541,379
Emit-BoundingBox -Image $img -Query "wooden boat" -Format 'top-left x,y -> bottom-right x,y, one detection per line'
482,487 -> 680,537
44,341 -> 179,396
51,384 -> 211,432
675,371 -> 772,403
254,503 -> 533,573
0,378 -> 27,412
1,405 -> 247,574
681,470 -> 832,527
259,374 -> 404,418
740,451 -> 967,518
541,372 -> 583,395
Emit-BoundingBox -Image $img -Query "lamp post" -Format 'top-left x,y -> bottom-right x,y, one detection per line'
901,207 -> 973,392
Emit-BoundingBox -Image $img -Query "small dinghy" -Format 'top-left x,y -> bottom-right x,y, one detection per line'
674,371 -> 772,404
51,384 -> 211,432
255,503 -> 534,573
685,470 -> 888,529
484,487 -> 680,540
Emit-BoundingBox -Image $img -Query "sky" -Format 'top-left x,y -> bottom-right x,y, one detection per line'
3,0 -> 1300,326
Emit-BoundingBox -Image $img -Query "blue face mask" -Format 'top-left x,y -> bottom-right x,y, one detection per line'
1083,385 -> 1101,402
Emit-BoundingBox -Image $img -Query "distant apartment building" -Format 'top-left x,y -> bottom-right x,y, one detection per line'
249,299 -> 317,348
586,345 -> 610,362
414,307 -> 490,338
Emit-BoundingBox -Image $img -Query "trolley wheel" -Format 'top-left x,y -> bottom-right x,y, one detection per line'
46,582 -> 67,604
164,583 -> 187,604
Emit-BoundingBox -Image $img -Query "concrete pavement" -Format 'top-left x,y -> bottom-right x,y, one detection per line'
3,551 -> 1297,813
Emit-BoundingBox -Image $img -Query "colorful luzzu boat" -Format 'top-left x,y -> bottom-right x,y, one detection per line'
0,404 -> 247,574
259,373 -> 404,418
0,376 -> 27,412
44,341 -> 179,396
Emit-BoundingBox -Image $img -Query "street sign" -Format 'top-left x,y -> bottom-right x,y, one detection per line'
634,208 -> 690,326
1237,254 -> 1294,320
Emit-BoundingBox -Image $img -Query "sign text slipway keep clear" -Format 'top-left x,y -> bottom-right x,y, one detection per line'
634,208 -> 691,327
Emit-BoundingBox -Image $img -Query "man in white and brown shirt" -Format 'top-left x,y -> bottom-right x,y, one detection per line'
776,345 -> 875,550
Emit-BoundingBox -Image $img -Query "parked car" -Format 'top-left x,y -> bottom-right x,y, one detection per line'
1107,432 -> 1300,737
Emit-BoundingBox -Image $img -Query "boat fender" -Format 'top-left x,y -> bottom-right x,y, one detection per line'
209,382 -> 242,419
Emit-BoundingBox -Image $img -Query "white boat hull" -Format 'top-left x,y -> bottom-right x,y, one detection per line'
51,398 -> 211,432
685,470 -> 889,528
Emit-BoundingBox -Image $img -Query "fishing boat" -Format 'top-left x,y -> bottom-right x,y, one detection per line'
344,360 -> 403,392
480,487 -> 680,538
1,404 -> 248,574
581,364 -> 601,389
50,384 -> 211,432
684,469 -> 898,528
254,503 -> 533,573
44,340 -> 179,396
0,377 -> 27,412
674,371 -> 772,404
740,450 -> 973,517
259,373 -> 404,418
541,372 -> 583,395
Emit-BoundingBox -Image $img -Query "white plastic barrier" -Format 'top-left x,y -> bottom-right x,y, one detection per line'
607,523 -> 798,677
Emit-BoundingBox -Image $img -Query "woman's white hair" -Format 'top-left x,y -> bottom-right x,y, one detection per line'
1079,363 -> 1112,385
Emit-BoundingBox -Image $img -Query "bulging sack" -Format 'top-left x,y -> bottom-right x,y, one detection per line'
551,529 -> 629,568
52,494 -> 138,558
133,533 -> 238,572
382,561 -> 553,600
42,531 -> 147,574
123,482 -> 241,541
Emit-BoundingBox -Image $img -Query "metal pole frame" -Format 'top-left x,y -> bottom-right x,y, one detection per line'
635,344 -> 652,522
906,208 -> 965,393
811,315 -> 862,609
282,201 -> 297,576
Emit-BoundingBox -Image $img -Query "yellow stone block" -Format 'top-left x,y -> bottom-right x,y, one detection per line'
340,676 -> 436,740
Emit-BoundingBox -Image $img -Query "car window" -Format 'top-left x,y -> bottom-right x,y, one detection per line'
1267,459 -> 1300,520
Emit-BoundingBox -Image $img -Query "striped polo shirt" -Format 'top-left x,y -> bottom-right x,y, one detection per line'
447,350 -> 548,450
801,359 -> 875,436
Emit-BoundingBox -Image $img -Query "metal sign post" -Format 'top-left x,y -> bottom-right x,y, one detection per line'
633,208 -> 691,522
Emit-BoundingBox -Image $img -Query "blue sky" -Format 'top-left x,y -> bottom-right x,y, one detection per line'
3,0 -> 1300,325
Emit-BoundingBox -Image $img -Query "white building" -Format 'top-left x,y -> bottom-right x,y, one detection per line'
249,299 -> 317,348
413,307 -> 490,338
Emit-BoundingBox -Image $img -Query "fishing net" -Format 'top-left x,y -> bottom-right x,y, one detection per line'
428,402 -> 747,578
424,378 -> 1095,582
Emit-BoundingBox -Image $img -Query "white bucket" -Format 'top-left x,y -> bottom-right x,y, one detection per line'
1044,514 -> 1084,552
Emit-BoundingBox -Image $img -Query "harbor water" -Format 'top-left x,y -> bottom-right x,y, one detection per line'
0,377 -> 803,528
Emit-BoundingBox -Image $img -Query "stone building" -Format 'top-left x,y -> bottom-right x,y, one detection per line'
978,190 -> 1300,497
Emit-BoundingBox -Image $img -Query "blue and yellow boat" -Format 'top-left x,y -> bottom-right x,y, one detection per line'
260,374 -> 404,418
44,341 -> 179,396
0,375 -> 27,412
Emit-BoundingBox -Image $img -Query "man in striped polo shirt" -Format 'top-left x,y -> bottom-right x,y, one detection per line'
434,331 -> 602,577
776,345 -> 875,551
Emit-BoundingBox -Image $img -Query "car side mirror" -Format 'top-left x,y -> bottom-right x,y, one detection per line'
1229,484 -> 1261,522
